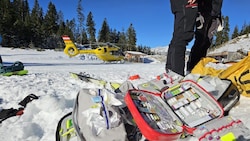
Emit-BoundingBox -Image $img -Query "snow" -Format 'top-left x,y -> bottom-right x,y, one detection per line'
0,35 -> 250,141
208,35 -> 250,53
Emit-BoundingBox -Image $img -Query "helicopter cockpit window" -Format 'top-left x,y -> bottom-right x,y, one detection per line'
107,43 -> 112,47
111,51 -> 124,56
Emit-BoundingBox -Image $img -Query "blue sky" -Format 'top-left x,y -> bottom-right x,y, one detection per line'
29,0 -> 250,48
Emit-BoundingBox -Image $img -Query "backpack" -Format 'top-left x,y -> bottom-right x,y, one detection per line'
0,61 -> 24,73
191,55 -> 250,97
56,88 -> 139,141
219,56 -> 250,97
190,57 -> 226,76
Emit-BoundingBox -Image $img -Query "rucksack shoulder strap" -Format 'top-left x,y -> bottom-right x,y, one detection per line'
239,70 -> 250,84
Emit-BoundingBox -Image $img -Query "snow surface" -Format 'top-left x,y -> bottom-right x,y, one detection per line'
208,35 -> 250,54
0,36 -> 250,141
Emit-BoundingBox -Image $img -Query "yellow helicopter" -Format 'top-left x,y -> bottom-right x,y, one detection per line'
62,35 -> 125,63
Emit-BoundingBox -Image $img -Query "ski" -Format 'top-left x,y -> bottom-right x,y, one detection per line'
70,72 -> 107,87
70,72 -> 122,91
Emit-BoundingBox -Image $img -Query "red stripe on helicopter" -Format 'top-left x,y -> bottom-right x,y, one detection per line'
62,36 -> 70,40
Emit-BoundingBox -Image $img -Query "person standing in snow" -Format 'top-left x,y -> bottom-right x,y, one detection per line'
166,0 -> 198,76
186,0 -> 223,73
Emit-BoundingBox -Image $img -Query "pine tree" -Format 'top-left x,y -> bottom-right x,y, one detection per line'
66,19 -> 77,41
215,16 -> 229,46
14,0 -> 30,47
137,45 -> 151,55
22,0 -> 32,47
246,24 -> 250,37
0,0 -> 141,50
59,19 -> 76,42
57,10 -> 75,38
43,2 -> 59,49
81,30 -> 88,44
86,12 -> 96,44
98,18 -> 110,43
43,2 -> 58,35
57,10 -> 65,36
0,0 -> 3,33
76,0 -> 85,44
117,30 -> 127,51
126,23 -> 137,51
0,0 -> 14,46
109,29 -> 119,43
240,22 -> 250,37
222,16 -> 230,43
215,30 -> 223,46
30,0 -> 44,47
9,0 -> 24,47
231,25 -> 239,39
16,0 -> 30,22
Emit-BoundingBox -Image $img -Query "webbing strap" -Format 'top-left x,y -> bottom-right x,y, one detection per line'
61,128 -> 75,137
239,70 -> 250,94
55,112 -> 72,141
239,70 -> 250,84
98,89 -> 110,129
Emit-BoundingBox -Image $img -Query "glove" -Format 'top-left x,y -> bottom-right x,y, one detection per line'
196,13 -> 205,29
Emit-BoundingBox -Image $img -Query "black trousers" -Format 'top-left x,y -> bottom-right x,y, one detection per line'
166,0 -> 198,76
187,16 -> 215,71
187,0 -> 223,72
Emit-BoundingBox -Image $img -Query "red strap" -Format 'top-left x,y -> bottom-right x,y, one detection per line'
16,109 -> 24,116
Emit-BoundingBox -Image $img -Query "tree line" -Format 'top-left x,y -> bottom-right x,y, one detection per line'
212,15 -> 250,50
0,0 -> 249,54
0,0 -> 152,54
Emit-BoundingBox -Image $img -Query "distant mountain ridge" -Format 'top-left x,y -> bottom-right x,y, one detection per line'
151,46 -> 168,55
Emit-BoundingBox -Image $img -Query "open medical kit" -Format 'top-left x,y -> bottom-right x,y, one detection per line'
125,80 -> 225,140
124,71 -> 249,141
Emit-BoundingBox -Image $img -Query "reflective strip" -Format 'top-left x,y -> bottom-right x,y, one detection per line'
98,89 -> 110,129
66,119 -> 73,129
60,119 -> 75,137
62,128 -> 75,137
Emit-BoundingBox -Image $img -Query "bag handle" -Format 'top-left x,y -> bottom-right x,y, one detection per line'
238,70 -> 250,94
239,70 -> 250,84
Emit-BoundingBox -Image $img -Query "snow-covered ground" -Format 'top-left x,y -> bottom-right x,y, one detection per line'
0,35 -> 250,141
208,35 -> 250,54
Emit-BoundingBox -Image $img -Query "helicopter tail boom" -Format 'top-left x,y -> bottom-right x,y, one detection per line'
62,35 -> 80,57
